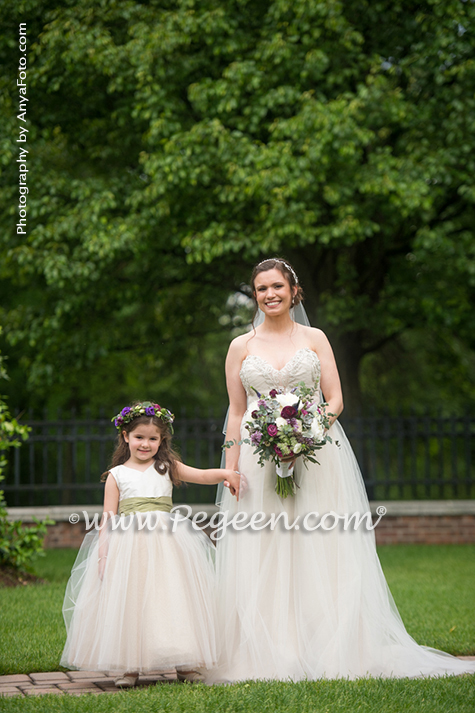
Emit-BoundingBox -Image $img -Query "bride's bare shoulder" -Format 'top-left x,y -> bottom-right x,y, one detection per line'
227,332 -> 253,360
301,325 -> 332,349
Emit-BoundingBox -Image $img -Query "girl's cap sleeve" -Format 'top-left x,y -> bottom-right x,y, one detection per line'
108,466 -> 121,486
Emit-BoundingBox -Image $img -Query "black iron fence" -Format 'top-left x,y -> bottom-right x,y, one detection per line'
2,411 -> 474,507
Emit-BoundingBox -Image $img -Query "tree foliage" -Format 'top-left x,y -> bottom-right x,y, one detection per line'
1,0 -> 475,415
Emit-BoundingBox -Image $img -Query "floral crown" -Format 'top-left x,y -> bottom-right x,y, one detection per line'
112,401 -> 174,433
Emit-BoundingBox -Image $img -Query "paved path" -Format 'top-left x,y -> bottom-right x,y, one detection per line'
1,659 -> 475,697
0,670 -> 178,697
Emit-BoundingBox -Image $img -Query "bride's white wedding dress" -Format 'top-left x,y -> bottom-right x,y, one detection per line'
208,347 -> 475,681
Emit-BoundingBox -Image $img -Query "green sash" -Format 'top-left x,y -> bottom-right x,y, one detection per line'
119,496 -> 173,515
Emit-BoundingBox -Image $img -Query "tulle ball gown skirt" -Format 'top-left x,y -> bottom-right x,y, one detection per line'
210,422 -> 475,681
61,512 -> 218,674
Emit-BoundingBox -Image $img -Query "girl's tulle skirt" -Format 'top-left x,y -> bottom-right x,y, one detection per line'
61,511 -> 218,674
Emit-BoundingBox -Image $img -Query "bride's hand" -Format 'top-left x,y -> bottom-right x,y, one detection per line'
280,455 -> 296,467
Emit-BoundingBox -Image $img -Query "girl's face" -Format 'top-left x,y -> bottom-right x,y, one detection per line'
123,422 -> 162,466
253,268 -> 297,316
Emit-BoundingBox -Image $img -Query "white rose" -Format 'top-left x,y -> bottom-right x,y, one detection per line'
311,418 -> 325,441
276,417 -> 287,429
276,393 -> 298,408
293,443 -> 303,454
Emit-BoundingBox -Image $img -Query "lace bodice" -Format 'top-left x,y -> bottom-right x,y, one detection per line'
239,347 -> 321,402
110,464 -> 173,501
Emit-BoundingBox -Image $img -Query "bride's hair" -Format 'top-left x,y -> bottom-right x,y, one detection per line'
250,258 -> 304,309
101,414 -> 182,486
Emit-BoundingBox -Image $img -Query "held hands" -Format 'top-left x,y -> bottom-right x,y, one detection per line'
223,469 -> 247,501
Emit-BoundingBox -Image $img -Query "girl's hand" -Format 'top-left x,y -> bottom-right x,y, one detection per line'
223,470 -> 247,501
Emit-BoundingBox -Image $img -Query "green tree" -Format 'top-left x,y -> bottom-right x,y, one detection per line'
1,0 -> 475,415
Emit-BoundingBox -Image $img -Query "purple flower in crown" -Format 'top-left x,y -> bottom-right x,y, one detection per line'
121,407 -> 131,417
145,407 -> 155,416
267,424 -> 278,437
114,418 -> 120,428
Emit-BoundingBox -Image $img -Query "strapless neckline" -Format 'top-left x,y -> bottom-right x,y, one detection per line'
240,347 -> 320,374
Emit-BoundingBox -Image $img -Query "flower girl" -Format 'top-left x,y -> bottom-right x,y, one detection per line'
61,401 -> 241,686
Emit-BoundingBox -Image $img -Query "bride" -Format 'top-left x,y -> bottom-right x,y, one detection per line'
207,257 -> 475,682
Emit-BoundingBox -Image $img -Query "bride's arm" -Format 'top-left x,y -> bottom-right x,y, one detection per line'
313,329 -> 344,425
224,337 -> 248,471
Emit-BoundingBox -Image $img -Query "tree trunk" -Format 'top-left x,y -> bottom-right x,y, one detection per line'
328,331 -> 364,418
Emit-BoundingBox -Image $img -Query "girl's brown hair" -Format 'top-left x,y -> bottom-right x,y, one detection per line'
250,258 -> 304,323
101,414 -> 182,486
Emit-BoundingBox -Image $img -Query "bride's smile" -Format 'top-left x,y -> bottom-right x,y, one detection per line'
254,268 -> 297,315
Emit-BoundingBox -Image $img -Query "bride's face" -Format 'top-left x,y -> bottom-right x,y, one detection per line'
254,268 -> 296,316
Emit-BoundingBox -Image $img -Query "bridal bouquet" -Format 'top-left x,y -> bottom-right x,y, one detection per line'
239,383 -> 335,498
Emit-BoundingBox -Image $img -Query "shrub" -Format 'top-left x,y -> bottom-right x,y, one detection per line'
0,341 -> 53,573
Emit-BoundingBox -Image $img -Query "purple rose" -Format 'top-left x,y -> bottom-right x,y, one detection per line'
269,389 -> 278,398
145,407 -> 155,416
251,410 -> 258,419
274,446 -> 283,457
251,432 -> 262,445
281,406 -> 297,419
121,407 -> 131,416
267,423 -> 278,437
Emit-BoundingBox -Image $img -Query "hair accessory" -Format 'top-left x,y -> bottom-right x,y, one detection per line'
256,258 -> 299,284
112,401 -> 174,432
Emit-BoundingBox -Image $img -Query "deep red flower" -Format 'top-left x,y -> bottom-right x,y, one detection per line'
281,406 -> 297,419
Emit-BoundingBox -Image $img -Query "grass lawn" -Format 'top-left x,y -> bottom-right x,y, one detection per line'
1,676 -> 475,713
0,545 -> 474,711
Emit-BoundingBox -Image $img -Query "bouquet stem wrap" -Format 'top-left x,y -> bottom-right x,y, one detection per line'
275,462 -> 296,498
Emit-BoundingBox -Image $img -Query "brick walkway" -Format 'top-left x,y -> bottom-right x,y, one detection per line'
1,659 -> 475,697
0,670 -> 178,697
